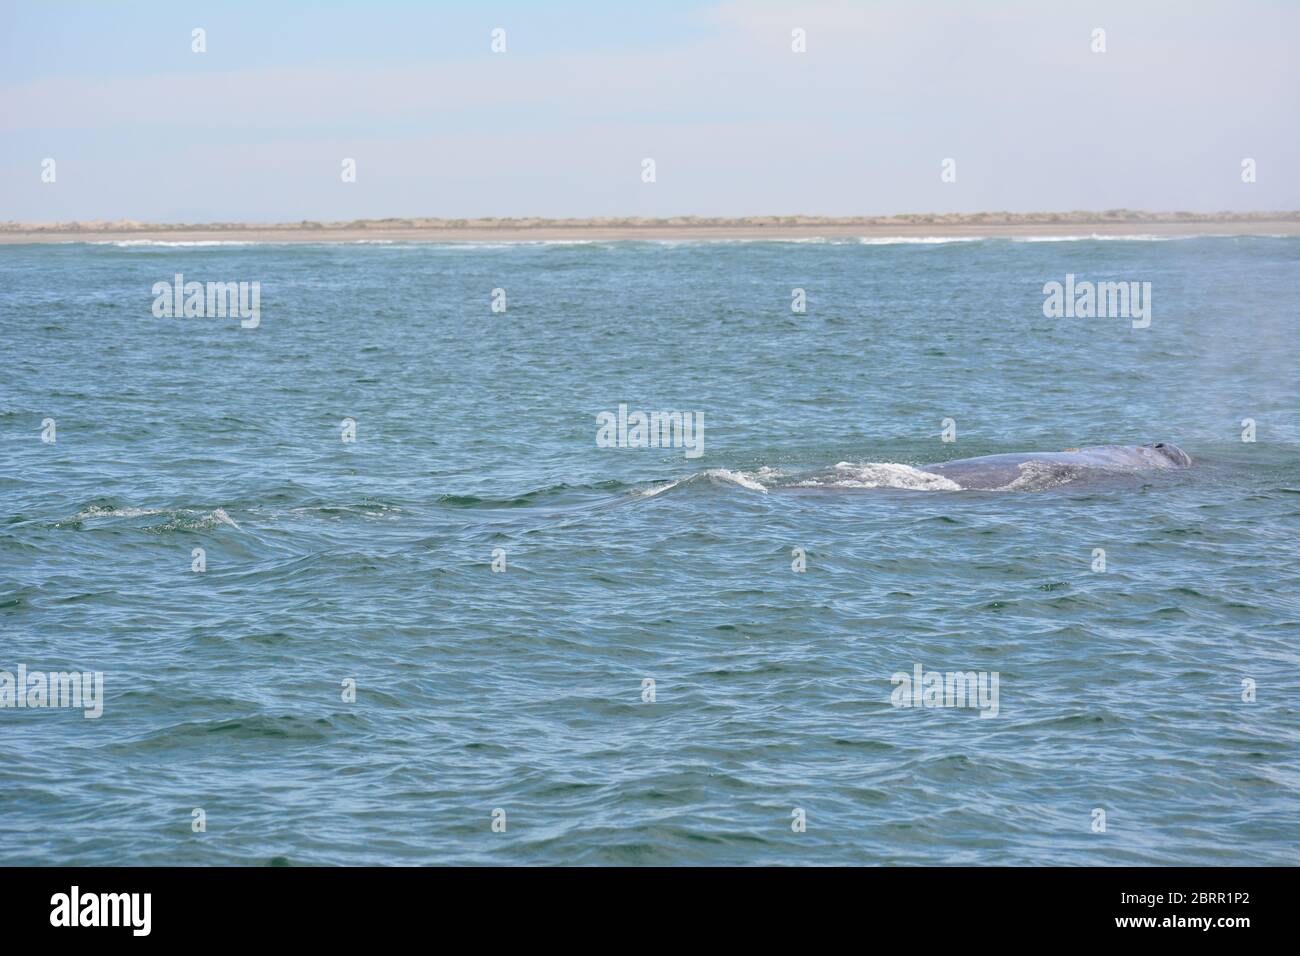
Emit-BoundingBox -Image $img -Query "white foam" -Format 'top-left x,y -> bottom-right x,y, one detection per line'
210,508 -> 240,528
73,505 -> 165,519
794,462 -> 962,491
705,468 -> 768,492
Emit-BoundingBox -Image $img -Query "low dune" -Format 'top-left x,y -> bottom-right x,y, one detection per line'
2,210 -> 1298,243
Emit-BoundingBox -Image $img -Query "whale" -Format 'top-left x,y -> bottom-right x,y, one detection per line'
658,443 -> 1194,496
918,442 -> 1192,490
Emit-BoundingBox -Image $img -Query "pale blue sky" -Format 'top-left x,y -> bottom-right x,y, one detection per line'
3,0 -> 1297,221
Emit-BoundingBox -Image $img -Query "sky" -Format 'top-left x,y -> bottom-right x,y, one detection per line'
2,0 -> 1297,222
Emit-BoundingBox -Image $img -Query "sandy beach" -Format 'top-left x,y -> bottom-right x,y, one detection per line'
3,212 -> 1297,244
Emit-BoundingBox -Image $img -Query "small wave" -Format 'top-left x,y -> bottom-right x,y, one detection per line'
638,468 -> 769,497
856,236 -> 982,246
511,239 -> 597,246
434,480 -> 626,508
1009,233 -> 1218,243
134,713 -> 342,745
426,239 -> 601,249
283,502 -> 401,520
794,462 -> 962,491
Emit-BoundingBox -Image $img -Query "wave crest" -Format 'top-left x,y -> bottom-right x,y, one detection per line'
638,468 -> 769,497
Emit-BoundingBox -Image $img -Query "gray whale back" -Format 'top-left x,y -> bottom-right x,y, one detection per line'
920,443 -> 1191,491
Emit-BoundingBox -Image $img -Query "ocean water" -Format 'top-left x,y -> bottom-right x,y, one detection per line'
1,235 -> 1297,866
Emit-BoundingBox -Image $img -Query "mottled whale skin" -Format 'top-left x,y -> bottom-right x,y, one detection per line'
920,443 -> 1192,491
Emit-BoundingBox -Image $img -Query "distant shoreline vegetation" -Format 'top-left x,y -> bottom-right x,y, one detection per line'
4,210 -> 1299,235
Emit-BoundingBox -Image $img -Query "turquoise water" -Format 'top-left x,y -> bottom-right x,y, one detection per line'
2,236 -> 1297,865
